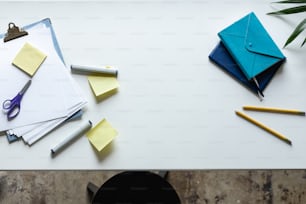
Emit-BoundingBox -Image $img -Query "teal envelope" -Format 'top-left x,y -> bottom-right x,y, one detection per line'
218,12 -> 285,80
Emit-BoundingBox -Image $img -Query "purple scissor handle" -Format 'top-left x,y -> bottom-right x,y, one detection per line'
2,80 -> 31,121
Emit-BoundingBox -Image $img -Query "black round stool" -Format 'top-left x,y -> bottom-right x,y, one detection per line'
87,171 -> 181,204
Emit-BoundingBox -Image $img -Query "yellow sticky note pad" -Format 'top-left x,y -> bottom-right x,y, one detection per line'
86,119 -> 118,152
88,75 -> 119,99
12,42 -> 47,76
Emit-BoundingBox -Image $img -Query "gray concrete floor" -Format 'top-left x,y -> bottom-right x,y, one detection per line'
0,170 -> 306,203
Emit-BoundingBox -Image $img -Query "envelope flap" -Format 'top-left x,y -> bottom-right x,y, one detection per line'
245,12 -> 284,59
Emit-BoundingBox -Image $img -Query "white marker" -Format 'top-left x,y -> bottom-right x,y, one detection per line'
70,64 -> 118,76
51,120 -> 92,155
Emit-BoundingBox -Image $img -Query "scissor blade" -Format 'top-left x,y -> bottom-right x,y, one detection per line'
19,80 -> 31,95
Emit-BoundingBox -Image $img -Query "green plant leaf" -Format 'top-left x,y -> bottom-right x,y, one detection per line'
284,18 -> 306,47
273,0 -> 306,3
267,5 -> 306,15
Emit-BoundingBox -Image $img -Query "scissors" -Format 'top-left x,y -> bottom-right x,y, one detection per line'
2,80 -> 31,121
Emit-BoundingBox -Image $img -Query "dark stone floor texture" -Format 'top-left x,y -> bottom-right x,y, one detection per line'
1,170 -> 306,204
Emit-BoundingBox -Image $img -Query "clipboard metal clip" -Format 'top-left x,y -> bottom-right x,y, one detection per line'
4,22 -> 28,42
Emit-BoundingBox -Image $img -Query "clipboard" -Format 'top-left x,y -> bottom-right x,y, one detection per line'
3,22 -> 28,42
0,18 -> 86,144
0,18 -> 65,65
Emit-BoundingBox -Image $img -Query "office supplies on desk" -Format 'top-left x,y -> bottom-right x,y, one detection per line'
86,118 -> 118,152
209,42 -> 282,97
0,18 -> 86,145
235,110 -> 292,145
218,12 -> 286,96
71,64 -> 118,77
2,80 -> 31,121
218,12 -> 286,79
243,105 -> 305,116
51,120 -> 92,156
12,42 -> 47,77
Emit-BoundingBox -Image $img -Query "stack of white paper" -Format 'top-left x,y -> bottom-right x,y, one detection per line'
0,21 -> 86,145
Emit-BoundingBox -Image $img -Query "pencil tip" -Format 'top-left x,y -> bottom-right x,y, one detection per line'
259,90 -> 264,98
257,92 -> 264,101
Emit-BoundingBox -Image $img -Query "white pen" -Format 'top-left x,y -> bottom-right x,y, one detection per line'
51,120 -> 92,155
70,64 -> 118,76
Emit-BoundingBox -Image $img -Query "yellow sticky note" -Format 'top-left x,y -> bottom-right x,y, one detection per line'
88,75 -> 119,99
12,42 -> 47,76
86,119 -> 118,152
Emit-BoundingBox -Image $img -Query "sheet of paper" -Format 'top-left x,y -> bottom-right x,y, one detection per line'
25,101 -> 87,145
10,108 -> 83,139
86,118 -> 118,152
9,122 -> 43,138
12,42 -> 47,76
0,24 -> 86,132
88,76 -> 119,99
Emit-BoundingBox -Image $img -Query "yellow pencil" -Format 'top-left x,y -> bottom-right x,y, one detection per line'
243,105 -> 305,116
235,111 -> 292,145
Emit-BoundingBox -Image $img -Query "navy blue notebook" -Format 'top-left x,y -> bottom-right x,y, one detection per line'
209,42 -> 284,96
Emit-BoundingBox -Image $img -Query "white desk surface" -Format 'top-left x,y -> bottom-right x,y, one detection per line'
0,1 -> 306,170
